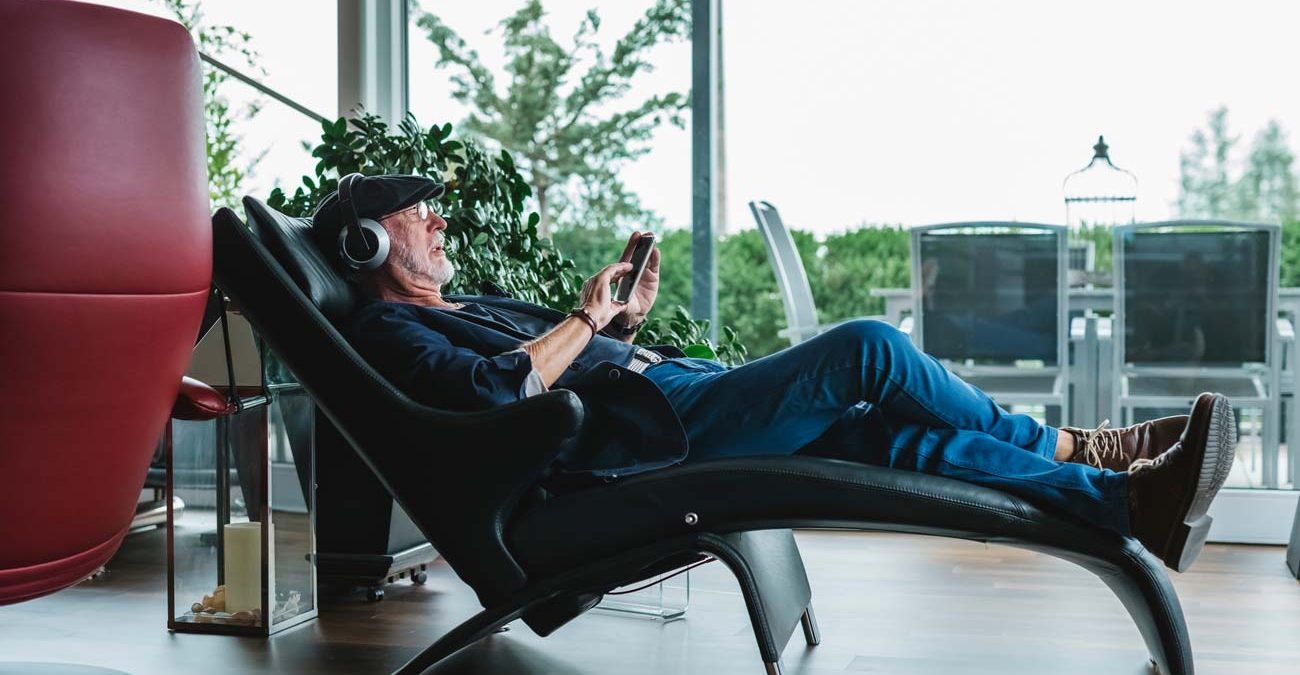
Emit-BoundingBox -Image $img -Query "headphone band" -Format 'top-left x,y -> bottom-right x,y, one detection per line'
339,172 -> 361,246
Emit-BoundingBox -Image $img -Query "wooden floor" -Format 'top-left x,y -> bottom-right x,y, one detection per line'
2,528 -> 1299,675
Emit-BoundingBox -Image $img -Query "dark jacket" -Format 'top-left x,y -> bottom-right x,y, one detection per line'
346,294 -> 689,477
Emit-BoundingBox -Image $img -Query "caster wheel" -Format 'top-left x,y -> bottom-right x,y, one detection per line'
411,570 -> 428,585
366,587 -> 385,602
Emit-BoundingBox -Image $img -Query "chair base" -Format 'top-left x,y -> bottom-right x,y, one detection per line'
394,529 -> 1191,675
318,542 -> 440,602
394,530 -> 817,675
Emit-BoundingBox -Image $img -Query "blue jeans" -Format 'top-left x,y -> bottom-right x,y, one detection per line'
642,320 -> 1132,535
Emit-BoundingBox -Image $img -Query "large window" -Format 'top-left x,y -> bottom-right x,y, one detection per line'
407,1 -> 692,267
722,1 -> 1300,508
87,0 -> 336,206
723,0 -> 1300,231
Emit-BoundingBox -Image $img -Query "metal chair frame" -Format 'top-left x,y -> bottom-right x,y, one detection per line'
1111,220 -> 1283,486
749,201 -> 871,345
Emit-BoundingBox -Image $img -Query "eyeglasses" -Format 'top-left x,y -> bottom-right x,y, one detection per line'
379,200 -> 439,222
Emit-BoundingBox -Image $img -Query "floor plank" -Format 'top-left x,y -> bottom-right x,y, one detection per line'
1,529 -> 1298,674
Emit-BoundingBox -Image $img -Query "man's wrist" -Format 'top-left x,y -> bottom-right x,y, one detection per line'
608,314 -> 646,336
568,308 -> 599,337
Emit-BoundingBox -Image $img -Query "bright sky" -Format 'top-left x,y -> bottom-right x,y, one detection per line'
89,1 -> 1300,235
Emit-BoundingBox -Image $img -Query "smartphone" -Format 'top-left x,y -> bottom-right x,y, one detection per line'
614,233 -> 656,304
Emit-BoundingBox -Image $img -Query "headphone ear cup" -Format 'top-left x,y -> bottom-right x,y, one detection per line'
337,217 -> 390,271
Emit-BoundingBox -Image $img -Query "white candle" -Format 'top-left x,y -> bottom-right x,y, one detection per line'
223,522 -> 262,614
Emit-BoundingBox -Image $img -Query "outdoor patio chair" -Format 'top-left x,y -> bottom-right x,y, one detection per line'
212,197 -> 1201,675
1113,221 -> 1289,488
911,223 -> 1069,422
749,201 -> 885,345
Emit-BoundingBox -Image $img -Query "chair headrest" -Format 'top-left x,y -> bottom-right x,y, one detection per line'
242,197 -> 357,322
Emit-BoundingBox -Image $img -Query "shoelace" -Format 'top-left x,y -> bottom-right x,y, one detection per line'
1078,419 -> 1125,469
1128,449 -> 1172,476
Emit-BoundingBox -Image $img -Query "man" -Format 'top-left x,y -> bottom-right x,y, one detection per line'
314,174 -> 1237,573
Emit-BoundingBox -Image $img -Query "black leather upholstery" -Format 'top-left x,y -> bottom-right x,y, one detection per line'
213,202 -> 1197,675
510,455 -> 1092,574
217,204 -> 584,607
244,197 -> 357,323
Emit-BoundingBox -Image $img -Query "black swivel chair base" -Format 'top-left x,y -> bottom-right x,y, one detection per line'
318,543 -> 441,602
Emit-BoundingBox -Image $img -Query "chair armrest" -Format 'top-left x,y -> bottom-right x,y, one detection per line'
1070,316 -> 1089,342
779,315 -> 890,343
386,387 -> 587,510
172,376 -> 236,421
1277,317 -> 1295,342
868,287 -> 910,299
778,324 -> 822,342
376,388 -> 586,605
823,315 -> 888,330
441,389 -> 583,449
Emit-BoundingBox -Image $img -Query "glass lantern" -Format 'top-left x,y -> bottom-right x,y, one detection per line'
1063,136 -> 1138,285
167,308 -> 317,636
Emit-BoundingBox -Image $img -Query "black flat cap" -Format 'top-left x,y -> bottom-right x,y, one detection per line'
311,174 -> 445,255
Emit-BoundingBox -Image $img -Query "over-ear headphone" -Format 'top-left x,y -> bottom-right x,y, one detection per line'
336,173 -> 390,271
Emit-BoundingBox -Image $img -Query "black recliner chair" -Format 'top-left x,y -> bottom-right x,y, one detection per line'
213,198 -> 1197,675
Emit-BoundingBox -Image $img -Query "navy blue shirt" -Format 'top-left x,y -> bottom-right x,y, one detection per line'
347,298 -> 644,412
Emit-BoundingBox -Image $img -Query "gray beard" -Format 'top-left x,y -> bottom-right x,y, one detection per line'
391,237 -> 455,286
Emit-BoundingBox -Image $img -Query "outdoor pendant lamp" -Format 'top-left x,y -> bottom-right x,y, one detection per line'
1063,136 -> 1139,284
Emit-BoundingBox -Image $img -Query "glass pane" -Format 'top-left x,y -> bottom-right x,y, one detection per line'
723,2 -> 1299,505
407,1 -> 690,274
268,388 -> 316,627
83,1 -> 335,116
83,0 -> 335,210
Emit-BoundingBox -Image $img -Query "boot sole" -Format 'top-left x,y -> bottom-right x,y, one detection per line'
1161,393 -> 1238,572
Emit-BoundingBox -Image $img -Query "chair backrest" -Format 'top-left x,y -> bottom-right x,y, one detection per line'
749,201 -> 821,343
215,199 -> 582,607
0,1 -> 209,604
1114,221 -> 1278,368
910,223 -> 1067,368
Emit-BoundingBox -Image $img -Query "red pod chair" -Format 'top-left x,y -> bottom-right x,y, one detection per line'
0,0 -> 210,608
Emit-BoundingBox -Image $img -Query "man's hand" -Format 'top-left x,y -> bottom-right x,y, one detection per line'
613,231 -> 660,326
521,262 -> 630,387
580,262 -> 633,329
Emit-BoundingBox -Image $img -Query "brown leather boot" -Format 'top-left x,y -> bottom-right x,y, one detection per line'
1060,415 -> 1188,472
1127,393 -> 1237,572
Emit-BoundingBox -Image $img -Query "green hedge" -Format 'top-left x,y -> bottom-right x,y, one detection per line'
551,225 -> 909,358
554,220 -> 1300,360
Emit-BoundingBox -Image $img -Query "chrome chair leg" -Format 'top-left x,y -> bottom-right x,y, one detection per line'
800,606 -> 821,646
763,659 -> 784,675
